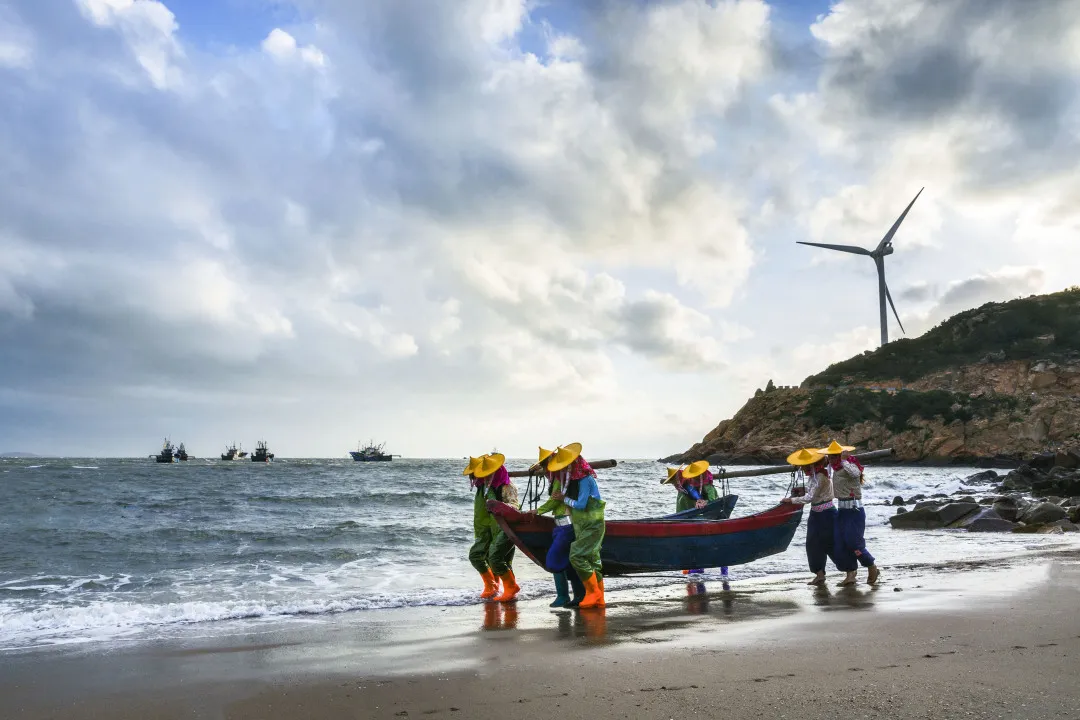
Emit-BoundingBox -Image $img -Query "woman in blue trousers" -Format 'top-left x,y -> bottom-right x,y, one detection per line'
782,448 -> 838,586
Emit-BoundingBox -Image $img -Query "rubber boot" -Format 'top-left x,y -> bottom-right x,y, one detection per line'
493,568 -> 520,602
479,569 -> 499,599
596,573 -> 606,607
567,570 -> 586,607
578,573 -> 605,609
550,572 -> 570,607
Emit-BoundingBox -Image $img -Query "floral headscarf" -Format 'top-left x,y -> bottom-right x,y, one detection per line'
569,456 -> 594,481
486,464 -> 511,490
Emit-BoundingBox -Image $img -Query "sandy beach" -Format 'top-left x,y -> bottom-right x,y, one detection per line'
3,551 -> 1080,719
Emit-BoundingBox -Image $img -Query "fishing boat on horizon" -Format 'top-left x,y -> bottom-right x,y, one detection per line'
251,440 -> 274,463
221,442 -> 248,461
350,441 -> 395,462
151,438 -> 180,464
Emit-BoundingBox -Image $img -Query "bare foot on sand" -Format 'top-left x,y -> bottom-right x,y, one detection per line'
807,572 -> 825,586
867,566 -> 880,585
838,571 -> 857,587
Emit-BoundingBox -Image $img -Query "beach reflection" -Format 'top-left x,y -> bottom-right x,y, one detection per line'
811,583 -> 878,611
481,602 -> 519,631
472,575 -> 886,652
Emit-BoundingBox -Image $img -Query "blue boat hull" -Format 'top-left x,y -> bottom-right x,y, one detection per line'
491,500 -> 802,576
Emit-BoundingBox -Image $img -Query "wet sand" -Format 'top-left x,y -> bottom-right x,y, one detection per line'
4,554 -> 1080,719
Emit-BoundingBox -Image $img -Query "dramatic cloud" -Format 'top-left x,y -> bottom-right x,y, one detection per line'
0,0 -> 1076,456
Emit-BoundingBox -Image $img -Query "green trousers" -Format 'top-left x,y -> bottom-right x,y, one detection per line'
468,525 -> 515,576
568,516 -> 605,579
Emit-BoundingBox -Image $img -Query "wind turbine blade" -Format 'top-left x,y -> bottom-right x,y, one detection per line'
875,187 -> 924,253
795,241 -> 872,256
885,282 -> 905,335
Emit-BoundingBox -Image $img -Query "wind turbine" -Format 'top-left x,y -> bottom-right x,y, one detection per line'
797,188 -> 923,347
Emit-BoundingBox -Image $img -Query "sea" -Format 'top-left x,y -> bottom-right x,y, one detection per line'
1,457 -> 1077,653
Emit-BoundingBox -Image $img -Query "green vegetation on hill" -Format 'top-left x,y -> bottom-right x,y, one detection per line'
801,388 -> 1024,433
806,287 -> 1080,386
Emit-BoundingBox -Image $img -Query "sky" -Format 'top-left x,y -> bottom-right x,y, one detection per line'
1,0 -> 1078,458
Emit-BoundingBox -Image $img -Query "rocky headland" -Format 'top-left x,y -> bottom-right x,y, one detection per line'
667,288 -> 1080,466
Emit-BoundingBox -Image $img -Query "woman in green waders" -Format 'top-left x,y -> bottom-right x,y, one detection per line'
528,446 -> 587,607
664,461 -> 728,578
467,453 -> 521,602
546,443 -> 606,608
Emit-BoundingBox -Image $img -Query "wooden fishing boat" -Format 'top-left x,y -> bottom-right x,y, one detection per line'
488,500 -> 802,576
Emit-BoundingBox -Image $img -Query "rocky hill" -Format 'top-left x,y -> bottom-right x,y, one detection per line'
668,288 -> 1080,465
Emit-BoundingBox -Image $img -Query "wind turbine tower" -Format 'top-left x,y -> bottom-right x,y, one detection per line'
797,188 -> 923,347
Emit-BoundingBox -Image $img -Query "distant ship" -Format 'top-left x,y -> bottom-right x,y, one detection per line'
176,443 -> 190,461
221,442 -> 248,461
350,441 -> 394,462
152,438 -> 179,463
251,440 -> 275,463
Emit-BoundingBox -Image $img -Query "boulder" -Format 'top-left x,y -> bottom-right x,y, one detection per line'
1018,502 -> 1068,526
960,509 -> 1018,533
992,498 -> 1021,523
914,500 -> 945,511
956,496 -> 977,504
895,506 -> 907,515
1054,450 -> 1080,470
1041,495 -> 1065,506
1058,497 -> 1080,508
891,495 -> 905,506
1013,523 -> 1047,534
1069,507 -> 1080,524
1002,466 -> 1040,491
1030,453 -> 1057,471
965,470 -> 1000,484
889,502 -> 980,530
909,494 -> 927,502
1046,519 -> 1079,533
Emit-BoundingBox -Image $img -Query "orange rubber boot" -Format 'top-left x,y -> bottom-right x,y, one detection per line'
578,573 -> 605,608
597,575 -> 605,605
479,570 -> 499,599
493,568 -> 520,602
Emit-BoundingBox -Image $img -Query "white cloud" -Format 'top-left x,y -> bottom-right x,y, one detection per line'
262,28 -> 326,67
0,7 -> 33,69
76,0 -> 184,89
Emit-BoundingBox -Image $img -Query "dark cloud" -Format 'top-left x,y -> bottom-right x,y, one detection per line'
814,0 -> 1080,187
899,282 -> 936,303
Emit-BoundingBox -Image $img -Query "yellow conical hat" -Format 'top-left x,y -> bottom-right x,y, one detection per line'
474,453 -> 506,478
546,443 -> 582,472
538,446 -> 555,465
819,440 -> 855,455
682,460 -> 711,480
787,448 -> 825,466
462,456 -> 483,476
662,466 -> 683,485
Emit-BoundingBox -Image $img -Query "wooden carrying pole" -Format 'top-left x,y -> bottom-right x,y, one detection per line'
709,448 -> 893,480
507,459 -> 618,477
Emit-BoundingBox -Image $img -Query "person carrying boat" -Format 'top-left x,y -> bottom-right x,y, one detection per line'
668,460 -> 719,512
525,446 -> 587,608
820,440 -> 880,586
547,443 -> 606,608
781,448 -> 838,586
663,462 -> 728,577
466,454 -> 521,601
